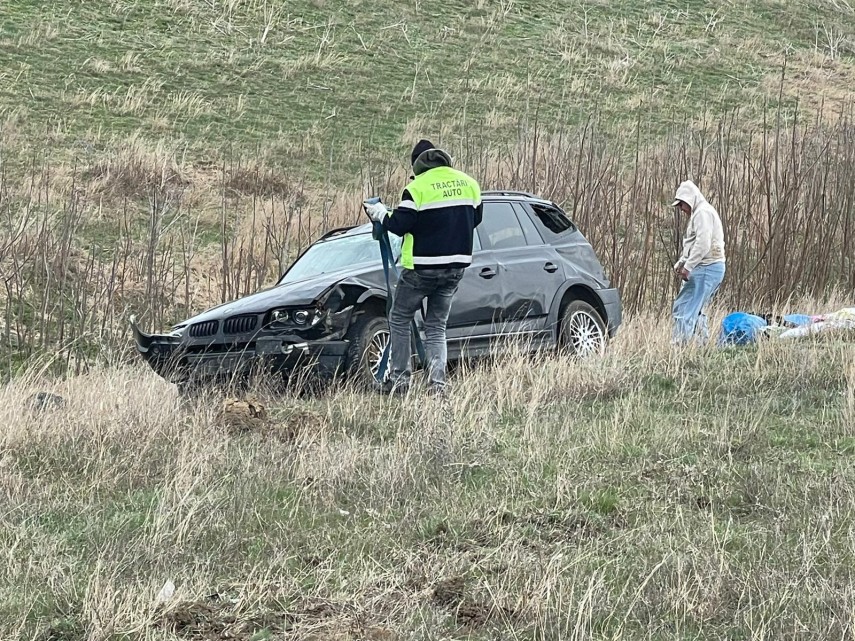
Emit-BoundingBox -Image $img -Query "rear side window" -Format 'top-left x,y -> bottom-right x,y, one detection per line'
477,202 -> 527,250
513,204 -> 545,245
529,202 -> 576,237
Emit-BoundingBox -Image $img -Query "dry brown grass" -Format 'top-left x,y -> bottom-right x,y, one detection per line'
1,313 -> 854,639
758,48 -> 855,115
1,2 -> 853,637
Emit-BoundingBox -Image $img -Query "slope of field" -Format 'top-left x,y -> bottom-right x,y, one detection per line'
1,0 -> 854,174
2,314 -> 854,639
2,4 -> 855,638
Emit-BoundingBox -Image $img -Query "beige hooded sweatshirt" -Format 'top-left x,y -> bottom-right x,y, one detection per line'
672,180 -> 725,272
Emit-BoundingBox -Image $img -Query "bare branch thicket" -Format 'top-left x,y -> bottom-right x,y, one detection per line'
458,102 -> 855,312
1,103 -> 853,371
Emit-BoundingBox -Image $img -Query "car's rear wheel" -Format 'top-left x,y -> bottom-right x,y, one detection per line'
559,300 -> 607,358
345,313 -> 390,389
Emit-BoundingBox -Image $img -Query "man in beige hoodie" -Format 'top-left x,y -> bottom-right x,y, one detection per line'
670,180 -> 726,345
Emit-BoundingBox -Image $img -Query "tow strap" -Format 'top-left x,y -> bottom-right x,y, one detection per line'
369,201 -> 425,384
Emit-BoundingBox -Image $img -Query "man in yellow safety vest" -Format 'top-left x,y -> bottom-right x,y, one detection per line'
363,139 -> 483,395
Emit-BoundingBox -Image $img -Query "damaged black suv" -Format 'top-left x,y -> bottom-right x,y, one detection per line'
131,191 -> 622,389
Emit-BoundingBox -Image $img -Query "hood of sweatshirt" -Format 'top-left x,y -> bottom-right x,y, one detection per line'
413,148 -> 453,176
671,180 -> 707,212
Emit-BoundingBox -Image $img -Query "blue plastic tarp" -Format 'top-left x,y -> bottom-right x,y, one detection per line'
718,312 -> 768,346
782,314 -> 812,327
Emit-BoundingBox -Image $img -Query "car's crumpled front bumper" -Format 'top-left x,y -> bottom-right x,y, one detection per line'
129,308 -> 354,384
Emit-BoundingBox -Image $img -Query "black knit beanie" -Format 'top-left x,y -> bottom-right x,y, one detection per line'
410,139 -> 435,166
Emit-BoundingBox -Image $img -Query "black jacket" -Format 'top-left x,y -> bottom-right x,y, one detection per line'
382,149 -> 483,270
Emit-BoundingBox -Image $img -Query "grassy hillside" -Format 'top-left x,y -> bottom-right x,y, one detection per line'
1,0 -> 854,175
1,0 -> 854,370
2,4 -> 855,639
2,314 -> 855,639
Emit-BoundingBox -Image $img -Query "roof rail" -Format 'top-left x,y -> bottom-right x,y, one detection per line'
482,190 -> 538,198
319,226 -> 354,240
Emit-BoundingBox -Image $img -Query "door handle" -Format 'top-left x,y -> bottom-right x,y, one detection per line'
479,267 -> 496,279
544,262 -> 558,273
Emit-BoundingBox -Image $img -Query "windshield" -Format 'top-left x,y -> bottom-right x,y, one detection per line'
278,232 -> 402,284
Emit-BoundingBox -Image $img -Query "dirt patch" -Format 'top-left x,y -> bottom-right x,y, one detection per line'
425,519 -> 493,553
301,600 -> 341,620
270,406 -> 330,443
455,601 -> 517,628
431,576 -> 518,630
158,597 -> 371,640
158,600 -> 295,640
432,576 -> 466,608
360,626 -> 398,641
84,140 -> 190,200
219,397 -> 330,443
426,509 -> 606,554
220,396 -> 269,433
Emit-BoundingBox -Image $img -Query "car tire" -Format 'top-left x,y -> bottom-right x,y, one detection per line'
559,300 -> 607,358
345,313 -> 391,390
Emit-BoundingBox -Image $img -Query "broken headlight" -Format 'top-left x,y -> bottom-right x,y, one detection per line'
169,324 -> 186,337
265,307 -> 325,329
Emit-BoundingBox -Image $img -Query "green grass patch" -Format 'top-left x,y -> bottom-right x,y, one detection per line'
1,0 -> 852,178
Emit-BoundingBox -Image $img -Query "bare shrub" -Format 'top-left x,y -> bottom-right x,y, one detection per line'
84,135 -> 190,200
1,102 -> 854,369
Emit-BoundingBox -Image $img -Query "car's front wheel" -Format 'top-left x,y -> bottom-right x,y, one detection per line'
559,300 -> 607,358
345,313 -> 390,389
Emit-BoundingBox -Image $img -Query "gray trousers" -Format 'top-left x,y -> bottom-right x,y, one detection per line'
388,267 -> 464,388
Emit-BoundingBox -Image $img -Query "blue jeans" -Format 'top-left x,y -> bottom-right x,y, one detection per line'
672,262 -> 726,345
389,268 -> 463,389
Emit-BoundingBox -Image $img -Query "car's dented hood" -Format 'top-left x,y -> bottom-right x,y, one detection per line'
175,266 -> 387,327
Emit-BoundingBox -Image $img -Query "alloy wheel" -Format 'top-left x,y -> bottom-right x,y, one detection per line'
567,310 -> 605,357
366,328 -> 391,378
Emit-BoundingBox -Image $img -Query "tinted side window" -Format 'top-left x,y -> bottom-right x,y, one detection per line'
513,203 -> 545,245
529,203 -> 577,237
477,202 -> 527,250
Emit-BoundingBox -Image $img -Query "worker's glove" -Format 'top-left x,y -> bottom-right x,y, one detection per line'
363,200 -> 388,223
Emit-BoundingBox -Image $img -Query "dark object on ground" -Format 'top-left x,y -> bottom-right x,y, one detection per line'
131,191 -> 622,390
750,312 -> 783,326
27,392 -> 66,413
